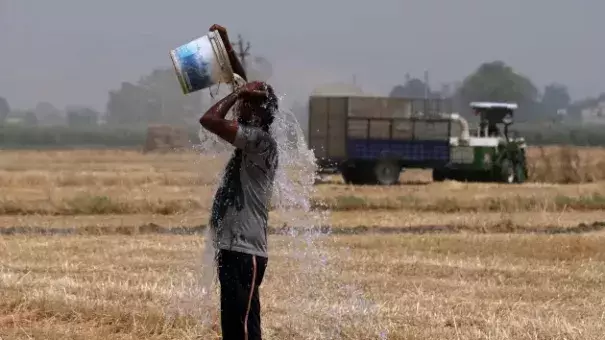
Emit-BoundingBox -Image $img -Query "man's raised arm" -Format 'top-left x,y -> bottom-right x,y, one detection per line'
199,81 -> 266,145
199,90 -> 240,144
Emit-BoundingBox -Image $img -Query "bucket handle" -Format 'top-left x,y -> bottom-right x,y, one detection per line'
208,31 -> 246,96
232,73 -> 246,87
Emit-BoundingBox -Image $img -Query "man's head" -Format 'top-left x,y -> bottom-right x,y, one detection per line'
237,82 -> 278,132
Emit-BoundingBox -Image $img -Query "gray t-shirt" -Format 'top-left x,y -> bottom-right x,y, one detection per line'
209,125 -> 278,258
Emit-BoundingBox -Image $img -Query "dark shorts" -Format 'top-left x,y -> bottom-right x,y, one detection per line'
217,249 -> 268,340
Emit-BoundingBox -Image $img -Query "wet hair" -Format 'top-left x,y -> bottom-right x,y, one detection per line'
243,83 -> 278,132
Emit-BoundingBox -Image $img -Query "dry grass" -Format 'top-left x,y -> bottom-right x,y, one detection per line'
1,148 -> 605,339
527,146 -> 605,183
144,125 -> 190,153
314,181 -> 605,212
0,233 -> 604,339
2,149 -> 605,219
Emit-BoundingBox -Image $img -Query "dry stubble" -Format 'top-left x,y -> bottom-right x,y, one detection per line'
0,233 -> 604,339
1,150 -> 605,231
1,149 -> 605,339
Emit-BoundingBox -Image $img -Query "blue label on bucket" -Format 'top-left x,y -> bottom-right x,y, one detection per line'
171,37 -> 214,93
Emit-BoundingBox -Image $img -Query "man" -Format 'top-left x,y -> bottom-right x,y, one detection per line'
199,24 -> 279,340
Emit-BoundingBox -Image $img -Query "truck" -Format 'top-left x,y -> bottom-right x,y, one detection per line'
307,95 -> 528,185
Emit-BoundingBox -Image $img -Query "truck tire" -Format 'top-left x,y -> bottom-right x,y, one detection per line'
432,168 -> 447,182
341,166 -> 359,184
342,163 -> 373,185
373,160 -> 400,185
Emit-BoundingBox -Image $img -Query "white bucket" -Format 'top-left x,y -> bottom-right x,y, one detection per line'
170,31 -> 244,95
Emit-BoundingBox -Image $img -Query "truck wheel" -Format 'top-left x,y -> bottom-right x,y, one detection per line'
341,166 -> 358,184
373,160 -> 400,185
342,164 -> 372,185
432,169 -> 447,182
500,159 -> 515,184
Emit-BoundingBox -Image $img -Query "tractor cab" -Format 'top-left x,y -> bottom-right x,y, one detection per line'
470,102 -> 518,140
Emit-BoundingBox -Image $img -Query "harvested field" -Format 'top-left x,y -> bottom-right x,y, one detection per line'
2,146 -> 605,183
0,233 -> 604,339
1,148 -> 604,339
527,145 -> 605,183
2,149 -> 605,219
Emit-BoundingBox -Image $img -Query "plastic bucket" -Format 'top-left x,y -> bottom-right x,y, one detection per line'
170,31 -> 236,95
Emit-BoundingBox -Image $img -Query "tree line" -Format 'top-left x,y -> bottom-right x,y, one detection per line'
388,61 -> 597,123
2,59 -> 605,147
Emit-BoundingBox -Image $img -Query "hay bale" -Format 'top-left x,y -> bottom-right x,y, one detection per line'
144,125 -> 191,153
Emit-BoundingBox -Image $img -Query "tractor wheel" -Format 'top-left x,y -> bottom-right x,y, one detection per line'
459,171 -> 484,183
500,159 -> 515,184
373,160 -> 401,185
447,170 -> 467,182
514,162 -> 526,183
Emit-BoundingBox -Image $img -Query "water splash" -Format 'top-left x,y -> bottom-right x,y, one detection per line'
168,91 -> 386,337
265,103 -> 388,338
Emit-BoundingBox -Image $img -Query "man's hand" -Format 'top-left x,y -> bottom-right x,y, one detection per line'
209,24 -> 227,35
236,81 -> 268,98
199,80 -> 270,145
208,24 -> 248,81
209,24 -> 230,50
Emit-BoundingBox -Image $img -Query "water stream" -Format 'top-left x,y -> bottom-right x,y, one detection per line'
167,91 -> 387,338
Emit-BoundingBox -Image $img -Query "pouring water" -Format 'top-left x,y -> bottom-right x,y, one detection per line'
167,25 -> 385,337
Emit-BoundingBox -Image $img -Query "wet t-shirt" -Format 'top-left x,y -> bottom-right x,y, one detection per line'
210,125 -> 278,258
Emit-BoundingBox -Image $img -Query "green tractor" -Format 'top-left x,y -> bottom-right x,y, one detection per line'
432,101 -> 528,183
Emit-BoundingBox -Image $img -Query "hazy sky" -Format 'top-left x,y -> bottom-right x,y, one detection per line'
1,0 -> 603,111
